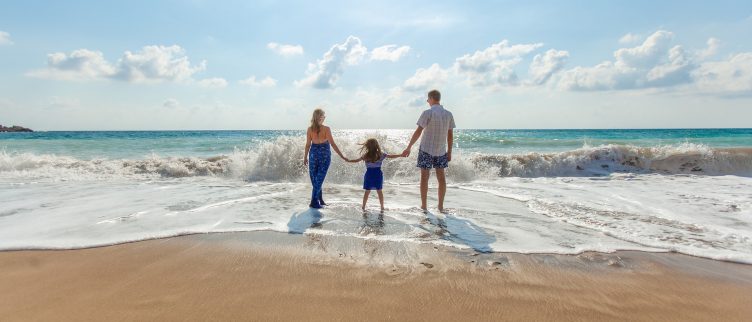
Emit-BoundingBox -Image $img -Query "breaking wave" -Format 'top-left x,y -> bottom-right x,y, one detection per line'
1,137 -> 750,182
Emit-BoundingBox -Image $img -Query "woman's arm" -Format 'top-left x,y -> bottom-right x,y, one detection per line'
326,127 -> 347,160
303,128 -> 311,165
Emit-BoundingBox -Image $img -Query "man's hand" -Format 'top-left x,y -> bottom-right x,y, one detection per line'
447,151 -> 452,162
402,148 -> 411,157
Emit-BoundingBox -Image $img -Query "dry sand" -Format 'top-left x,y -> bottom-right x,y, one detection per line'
1,232 -> 751,321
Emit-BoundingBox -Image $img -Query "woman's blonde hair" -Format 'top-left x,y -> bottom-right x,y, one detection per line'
309,109 -> 325,134
359,138 -> 382,163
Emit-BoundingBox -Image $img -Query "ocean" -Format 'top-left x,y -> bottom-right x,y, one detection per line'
1,129 -> 751,263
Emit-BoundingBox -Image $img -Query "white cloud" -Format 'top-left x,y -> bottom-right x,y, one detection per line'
27,45 -> 206,83
528,49 -> 569,85
113,45 -> 206,83
198,77 -> 228,88
645,45 -> 693,86
163,98 -> 180,109
614,30 -> 674,68
403,63 -> 449,91
692,52 -> 752,94
27,49 -> 117,80
370,45 -> 410,62
267,42 -> 304,57
696,38 -> 721,60
296,36 -> 368,89
0,31 -> 12,45
619,33 -> 641,45
400,40 -> 564,90
239,76 -> 277,87
559,30 -> 694,90
454,40 -> 543,87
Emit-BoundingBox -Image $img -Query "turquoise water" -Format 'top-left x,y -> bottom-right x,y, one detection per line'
2,129 -> 750,159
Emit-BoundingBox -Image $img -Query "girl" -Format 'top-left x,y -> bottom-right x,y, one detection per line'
347,138 -> 402,212
304,108 -> 347,208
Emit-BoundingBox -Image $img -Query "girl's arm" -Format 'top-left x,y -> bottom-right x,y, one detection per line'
385,153 -> 402,159
326,127 -> 347,160
346,156 -> 362,163
303,128 -> 311,165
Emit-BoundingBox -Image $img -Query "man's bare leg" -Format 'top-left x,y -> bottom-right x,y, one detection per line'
420,169 -> 430,211
436,168 -> 447,212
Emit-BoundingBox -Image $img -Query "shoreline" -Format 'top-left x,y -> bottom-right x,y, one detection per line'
1,231 -> 751,321
3,230 -> 752,268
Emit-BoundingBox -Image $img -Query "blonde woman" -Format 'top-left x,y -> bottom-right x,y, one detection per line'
303,109 -> 347,208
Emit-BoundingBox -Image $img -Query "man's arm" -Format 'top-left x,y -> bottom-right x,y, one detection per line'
402,126 -> 423,157
447,128 -> 453,161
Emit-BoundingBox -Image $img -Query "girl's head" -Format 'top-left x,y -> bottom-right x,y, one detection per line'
310,108 -> 326,133
359,138 -> 382,163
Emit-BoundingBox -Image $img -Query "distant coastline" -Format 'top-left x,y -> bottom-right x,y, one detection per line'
0,125 -> 33,132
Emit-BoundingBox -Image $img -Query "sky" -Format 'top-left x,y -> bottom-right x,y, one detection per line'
1,0 -> 751,130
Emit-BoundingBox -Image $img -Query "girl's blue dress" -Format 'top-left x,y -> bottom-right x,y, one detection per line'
363,153 -> 386,190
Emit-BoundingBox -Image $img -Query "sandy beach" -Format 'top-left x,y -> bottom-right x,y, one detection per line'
1,232 -> 750,321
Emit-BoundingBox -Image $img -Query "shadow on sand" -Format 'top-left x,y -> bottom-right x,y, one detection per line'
286,208 -> 323,234
425,211 -> 496,253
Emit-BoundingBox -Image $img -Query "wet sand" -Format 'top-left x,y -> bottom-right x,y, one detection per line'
1,232 -> 751,321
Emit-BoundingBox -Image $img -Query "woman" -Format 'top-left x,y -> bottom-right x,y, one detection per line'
303,108 -> 347,208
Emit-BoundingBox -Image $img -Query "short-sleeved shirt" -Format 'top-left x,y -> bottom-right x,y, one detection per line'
417,104 -> 456,156
365,153 -> 387,168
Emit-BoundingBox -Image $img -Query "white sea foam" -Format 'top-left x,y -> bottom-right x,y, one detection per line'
2,140 -> 750,182
2,140 -> 751,263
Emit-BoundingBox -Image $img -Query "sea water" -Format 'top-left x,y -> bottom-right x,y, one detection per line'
1,129 -> 751,263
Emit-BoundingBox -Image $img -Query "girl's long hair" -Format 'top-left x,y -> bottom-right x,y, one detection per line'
359,138 -> 382,163
309,109 -> 324,134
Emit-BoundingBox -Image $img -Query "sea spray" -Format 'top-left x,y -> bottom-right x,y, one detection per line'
2,141 -> 751,181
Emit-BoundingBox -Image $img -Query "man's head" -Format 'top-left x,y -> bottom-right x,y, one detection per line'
427,89 -> 441,105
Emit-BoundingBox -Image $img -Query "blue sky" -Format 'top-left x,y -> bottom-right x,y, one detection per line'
1,0 -> 751,130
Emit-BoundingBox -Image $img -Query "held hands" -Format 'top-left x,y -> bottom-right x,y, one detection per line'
401,148 -> 411,157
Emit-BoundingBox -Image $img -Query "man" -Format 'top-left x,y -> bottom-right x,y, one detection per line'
402,89 -> 456,213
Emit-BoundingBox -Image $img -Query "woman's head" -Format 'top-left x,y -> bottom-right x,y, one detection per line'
310,108 -> 326,133
359,138 -> 382,163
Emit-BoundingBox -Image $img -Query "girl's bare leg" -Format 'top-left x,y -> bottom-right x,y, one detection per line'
362,190 -> 370,211
376,190 -> 384,212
